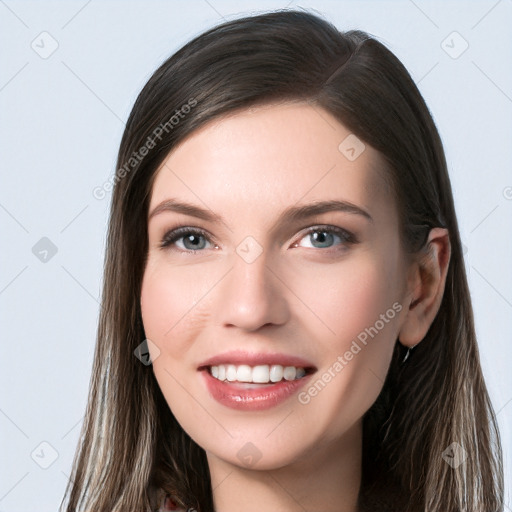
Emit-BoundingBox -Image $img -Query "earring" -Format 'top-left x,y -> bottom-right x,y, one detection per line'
400,297 -> 420,364
402,343 -> 418,364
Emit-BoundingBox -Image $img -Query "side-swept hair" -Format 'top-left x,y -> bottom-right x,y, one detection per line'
61,9 -> 503,512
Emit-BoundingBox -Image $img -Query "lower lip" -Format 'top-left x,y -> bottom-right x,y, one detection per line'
200,369 -> 314,411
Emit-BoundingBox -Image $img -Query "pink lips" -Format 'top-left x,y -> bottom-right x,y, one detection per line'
197,350 -> 317,411
197,349 -> 316,370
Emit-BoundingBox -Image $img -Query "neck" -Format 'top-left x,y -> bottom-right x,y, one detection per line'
206,420 -> 362,512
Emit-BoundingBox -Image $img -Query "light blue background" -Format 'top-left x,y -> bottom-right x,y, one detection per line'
1,1 -> 511,511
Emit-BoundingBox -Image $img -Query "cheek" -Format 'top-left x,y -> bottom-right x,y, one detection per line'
140,262 -> 211,422
290,257 -> 402,440
140,261 -> 209,358
293,255 -> 401,344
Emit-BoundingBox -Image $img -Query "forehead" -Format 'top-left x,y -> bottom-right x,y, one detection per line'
149,102 -> 392,224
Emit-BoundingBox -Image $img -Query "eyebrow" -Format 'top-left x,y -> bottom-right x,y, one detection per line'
148,198 -> 373,226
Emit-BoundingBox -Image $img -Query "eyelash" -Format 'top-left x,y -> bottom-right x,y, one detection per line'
158,225 -> 358,254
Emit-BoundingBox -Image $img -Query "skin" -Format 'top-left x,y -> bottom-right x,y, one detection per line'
140,101 -> 451,512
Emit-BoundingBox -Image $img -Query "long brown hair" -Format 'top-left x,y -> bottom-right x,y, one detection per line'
60,9 -> 503,512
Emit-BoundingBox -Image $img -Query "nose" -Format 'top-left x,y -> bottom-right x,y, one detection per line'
216,253 -> 290,332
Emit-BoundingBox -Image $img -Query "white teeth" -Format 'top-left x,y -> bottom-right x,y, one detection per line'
208,364 -> 308,384
226,364 -> 237,382
283,366 -> 296,380
236,365 -> 252,382
296,367 -> 306,378
252,365 -> 270,383
269,364 -> 283,382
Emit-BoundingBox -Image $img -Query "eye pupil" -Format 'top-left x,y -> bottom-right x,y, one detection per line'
311,231 -> 334,248
184,234 -> 205,250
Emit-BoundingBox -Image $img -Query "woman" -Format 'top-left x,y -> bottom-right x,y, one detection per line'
60,9 -> 503,512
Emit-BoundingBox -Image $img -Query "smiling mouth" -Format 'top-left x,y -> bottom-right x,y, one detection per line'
200,363 -> 316,385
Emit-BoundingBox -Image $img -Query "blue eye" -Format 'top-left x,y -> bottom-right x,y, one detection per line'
159,225 -> 357,253
160,227 -> 213,252
295,226 -> 355,250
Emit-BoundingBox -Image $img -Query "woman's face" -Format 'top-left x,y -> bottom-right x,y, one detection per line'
141,101 -> 412,470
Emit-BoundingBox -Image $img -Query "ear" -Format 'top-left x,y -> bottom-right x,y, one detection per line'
398,227 -> 451,347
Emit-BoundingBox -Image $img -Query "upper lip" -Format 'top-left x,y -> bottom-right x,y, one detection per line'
198,350 -> 317,370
